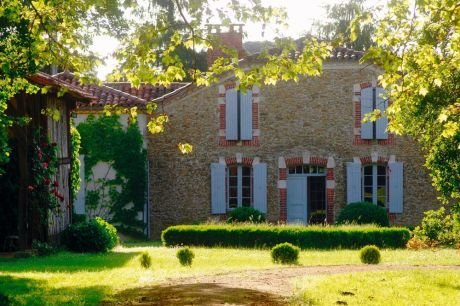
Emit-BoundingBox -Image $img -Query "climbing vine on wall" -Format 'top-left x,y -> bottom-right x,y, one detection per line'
70,120 -> 81,201
77,115 -> 146,235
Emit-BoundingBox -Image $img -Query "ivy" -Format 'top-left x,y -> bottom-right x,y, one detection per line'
77,115 -> 146,235
70,121 -> 81,201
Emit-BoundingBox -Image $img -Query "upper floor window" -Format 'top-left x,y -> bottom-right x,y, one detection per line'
225,89 -> 253,140
361,86 -> 388,140
288,165 -> 325,175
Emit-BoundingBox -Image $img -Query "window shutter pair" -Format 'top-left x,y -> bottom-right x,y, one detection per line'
360,87 -> 388,140
210,163 -> 267,214
225,89 -> 253,140
346,161 -> 403,213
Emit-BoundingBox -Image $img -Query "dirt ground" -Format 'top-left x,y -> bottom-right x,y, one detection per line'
103,264 -> 460,305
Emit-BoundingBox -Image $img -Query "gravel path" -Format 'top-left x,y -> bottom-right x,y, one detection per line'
104,264 -> 460,305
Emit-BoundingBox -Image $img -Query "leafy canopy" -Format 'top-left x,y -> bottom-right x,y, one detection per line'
361,0 -> 460,207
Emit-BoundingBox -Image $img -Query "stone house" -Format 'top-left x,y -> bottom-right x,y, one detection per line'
147,27 -> 439,238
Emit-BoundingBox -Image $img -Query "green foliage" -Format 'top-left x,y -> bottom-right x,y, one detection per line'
227,207 -> 266,223
271,242 -> 300,264
139,251 -> 152,269
0,293 -> 10,306
363,0 -> 460,208
70,121 -> 81,201
176,247 -> 195,267
61,217 -> 118,253
413,208 -> 460,247
312,0 -> 374,51
31,240 -> 57,257
77,115 -> 146,235
336,202 -> 390,227
162,224 -> 410,249
359,245 -> 381,264
28,130 -> 63,222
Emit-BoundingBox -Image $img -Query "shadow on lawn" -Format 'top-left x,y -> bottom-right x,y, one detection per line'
102,282 -> 287,306
0,275 -> 109,305
0,251 -> 139,273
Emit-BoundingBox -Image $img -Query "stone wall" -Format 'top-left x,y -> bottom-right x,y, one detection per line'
148,61 -> 439,238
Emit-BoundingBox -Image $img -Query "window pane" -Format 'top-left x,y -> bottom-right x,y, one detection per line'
318,167 -> 325,174
229,177 -> 237,187
242,201 -> 251,207
242,176 -> 251,186
364,175 -> 373,186
242,166 -> 251,176
377,175 -> 386,186
377,197 -> 385,207
228,166 -> 237,176
364,166 -> 373,175
303,165 -> 310,173
364,186 -> 373,199
242,188 -> 251,198
364,196 -> 372,203
296,166 -> 303,174
288,167 -> 295,174
229,187 -> 237,198
229,198 -> 237,208
377,165 -> 386,175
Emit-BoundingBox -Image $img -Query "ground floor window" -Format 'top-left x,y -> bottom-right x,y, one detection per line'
362,164 -> 387,207
227,165 -> 253,208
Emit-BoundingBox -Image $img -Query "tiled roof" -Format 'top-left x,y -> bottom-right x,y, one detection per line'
53,71 -> 190,109
28,72 -> 94,101
104,82 -> 188,102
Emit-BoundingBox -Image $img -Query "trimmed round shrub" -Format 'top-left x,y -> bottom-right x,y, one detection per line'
139,251 -> 152,269
359,245 -> 381,264
227,207 -> 265,223
61,217 -> 118,253
271,242 -> 300,264
336,202 -> 389,227
176,247 -> 195,266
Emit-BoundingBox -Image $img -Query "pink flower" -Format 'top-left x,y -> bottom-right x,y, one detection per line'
42,162 -> 48,168
53,181 -> 59,187
38,153 -> 43,160
43,178 -> 50,185
27,185 -> 34,192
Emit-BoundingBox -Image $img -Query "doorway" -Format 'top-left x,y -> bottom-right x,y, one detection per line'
287,165 -> 326,224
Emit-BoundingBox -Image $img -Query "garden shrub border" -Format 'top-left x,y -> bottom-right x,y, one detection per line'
162,224 -> 410,249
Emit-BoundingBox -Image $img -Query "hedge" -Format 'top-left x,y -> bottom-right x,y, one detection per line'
161,224 -> 410,249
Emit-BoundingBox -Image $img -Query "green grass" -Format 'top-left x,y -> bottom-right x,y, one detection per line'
291,270 -> 460,305
0,246 -> 458,305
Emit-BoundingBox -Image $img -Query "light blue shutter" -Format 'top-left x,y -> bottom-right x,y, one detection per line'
346,162 -> 362,204
211,163 -> 226,214
389,162 -> 403,213
376,87 -> 388,139
253,163 -> 267,213
240,90 -> 253,140
225,89 -> 238,140
361,87 -> 373,139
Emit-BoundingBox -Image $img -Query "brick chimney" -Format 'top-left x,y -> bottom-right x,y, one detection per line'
206,24 -> 246,67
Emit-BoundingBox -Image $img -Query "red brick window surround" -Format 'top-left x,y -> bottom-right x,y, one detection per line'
278,155 -> 336,224
218,82 -> 260,146
353,82 -> 395,145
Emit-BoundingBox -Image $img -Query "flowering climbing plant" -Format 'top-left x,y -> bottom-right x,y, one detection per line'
28,130 -> 63,221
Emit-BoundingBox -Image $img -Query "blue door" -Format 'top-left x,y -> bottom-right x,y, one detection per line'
287,176 -> 308,224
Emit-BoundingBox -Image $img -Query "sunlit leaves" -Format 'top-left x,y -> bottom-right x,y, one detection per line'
147,114 -> 169,134
40,107 -> 61,121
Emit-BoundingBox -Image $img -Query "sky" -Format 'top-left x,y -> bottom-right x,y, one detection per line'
92,0 -> 382,79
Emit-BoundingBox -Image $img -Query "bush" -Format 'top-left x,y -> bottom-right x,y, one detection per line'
0,293 -> 10,306
413,208 -> 460,247
336,202 -> 389,227
162,224 -> 410,249
271,242 -> 300,264
359,245 -> 381,264
176,247 -> 195,266
227,207 -> 265,223
61,217 -> 118,253
32,240 -> 56,257
139,251 -> 152,269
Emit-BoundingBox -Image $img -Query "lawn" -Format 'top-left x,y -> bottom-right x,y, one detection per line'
0,244 -> 458,305
291,270 -> 460,306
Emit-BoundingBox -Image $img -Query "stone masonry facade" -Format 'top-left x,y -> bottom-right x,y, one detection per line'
148,60 -> 439,238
